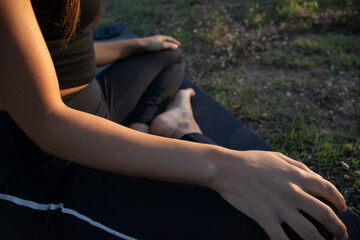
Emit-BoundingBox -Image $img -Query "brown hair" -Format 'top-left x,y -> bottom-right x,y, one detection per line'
60,0 -> 101,46
61,0 -> 80,45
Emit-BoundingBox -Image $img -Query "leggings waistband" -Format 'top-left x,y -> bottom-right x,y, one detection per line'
62,79 -> 103,115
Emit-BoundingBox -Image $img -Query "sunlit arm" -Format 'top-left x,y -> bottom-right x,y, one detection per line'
0,0 -> 218,185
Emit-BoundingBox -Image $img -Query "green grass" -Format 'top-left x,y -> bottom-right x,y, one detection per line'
264,34 -> 360,71
102,0 -> 360,210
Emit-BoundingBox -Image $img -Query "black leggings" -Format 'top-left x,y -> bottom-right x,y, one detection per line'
95,49 -> 185,125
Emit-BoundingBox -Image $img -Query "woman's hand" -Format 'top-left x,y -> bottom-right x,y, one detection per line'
210,150 -> 348,240
140,35 -> 181,51
94,35 -> 181,66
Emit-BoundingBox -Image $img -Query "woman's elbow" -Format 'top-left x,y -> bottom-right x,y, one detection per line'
22,104 -> 70,155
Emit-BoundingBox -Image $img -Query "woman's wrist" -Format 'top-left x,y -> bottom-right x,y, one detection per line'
134,37 -> 148,51
199,146 -> 246,190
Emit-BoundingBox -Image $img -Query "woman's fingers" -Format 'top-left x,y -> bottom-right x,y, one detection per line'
276,152 -> 321,177
276,153 -> 309,171
282,208 -> 326,240
304,175 -> 347,214
143,35 -> 181,51
162,41 -> 179,50
162,35 -> 181,47
263,224 -> 290,240
274,153 -> 347,239
275,152 -> 346,212
296,190 -> 347,239
159,35 -> 181,49
257,214 -> 290,240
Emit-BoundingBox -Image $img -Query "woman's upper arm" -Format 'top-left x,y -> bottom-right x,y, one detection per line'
0,0 -> 64,133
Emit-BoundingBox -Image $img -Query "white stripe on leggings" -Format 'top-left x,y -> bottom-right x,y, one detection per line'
0,193 -> 137,240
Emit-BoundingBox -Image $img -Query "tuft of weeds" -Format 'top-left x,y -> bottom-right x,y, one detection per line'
276,0 -> 319,21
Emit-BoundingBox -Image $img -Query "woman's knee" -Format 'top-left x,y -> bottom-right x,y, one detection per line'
156,49 -> 185,66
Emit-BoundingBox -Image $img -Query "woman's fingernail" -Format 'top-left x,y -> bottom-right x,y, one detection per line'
341,232 -> 348,240
340,206 -> 348,214
173,44 -> 179,49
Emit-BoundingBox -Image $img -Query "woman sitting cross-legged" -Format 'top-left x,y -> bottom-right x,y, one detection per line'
0,1 -> 348,239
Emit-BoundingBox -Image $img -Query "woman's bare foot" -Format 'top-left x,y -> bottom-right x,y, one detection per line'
150,88 -> 202,139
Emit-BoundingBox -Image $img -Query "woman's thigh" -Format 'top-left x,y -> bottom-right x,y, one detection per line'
0,111 -> 75,239
60,164 -> 270,240
0,112 -> 123,239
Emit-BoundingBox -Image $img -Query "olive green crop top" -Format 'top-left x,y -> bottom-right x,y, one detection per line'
31,0 -> 101,89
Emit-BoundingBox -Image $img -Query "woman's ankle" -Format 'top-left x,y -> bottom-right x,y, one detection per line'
150,88 -> 202,139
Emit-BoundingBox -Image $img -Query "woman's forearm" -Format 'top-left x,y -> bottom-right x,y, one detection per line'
33,104 -> 222,186
94,35 -> 181,66
94,38 -> 146,66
